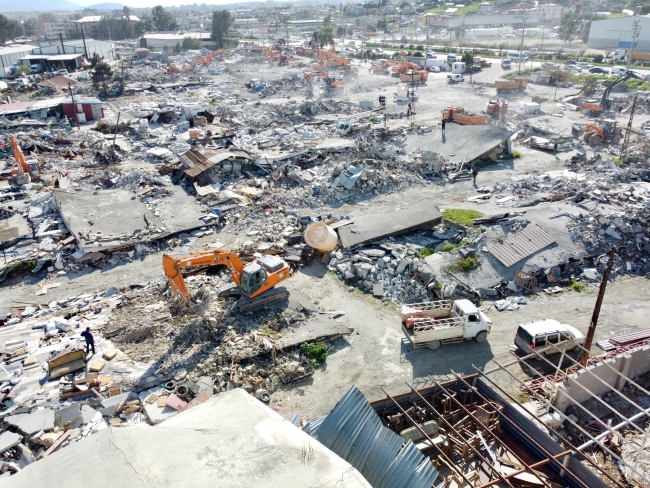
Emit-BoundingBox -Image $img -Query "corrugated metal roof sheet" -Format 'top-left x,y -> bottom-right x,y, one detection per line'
489,225 -> 557,267
304,386 -> 439,488
179,149 -> 214,177
609,329 -> 650,346
206,148 -> 253,165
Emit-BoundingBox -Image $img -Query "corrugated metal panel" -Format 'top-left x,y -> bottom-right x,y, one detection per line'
179,149 -> 214,177
304,386 -> 439,488
609,329 -> 650,345
489,225 -> 557,267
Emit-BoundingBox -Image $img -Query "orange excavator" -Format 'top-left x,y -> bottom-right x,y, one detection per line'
304,72 -> 345,92
9,135 -> 40,183
391,61 -> 421,76
167,49 -> 227,74
441,107 -> 487,125
311,50 -> 349,70
371,59 -> 400,75
162,251 -> 291,312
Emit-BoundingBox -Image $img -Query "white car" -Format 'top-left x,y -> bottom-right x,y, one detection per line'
564,65 -> 582,73
428,66 -> 440,73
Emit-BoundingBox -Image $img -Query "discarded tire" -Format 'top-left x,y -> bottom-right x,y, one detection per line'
165,381 -> 176,391
256,389 -> 270,403
176,385 -> 189,397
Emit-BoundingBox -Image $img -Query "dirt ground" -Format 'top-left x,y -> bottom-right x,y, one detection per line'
3,53 -> 649,419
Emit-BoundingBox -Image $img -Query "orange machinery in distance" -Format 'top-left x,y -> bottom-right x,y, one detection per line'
9,135 -> 40,183
303,72 -> 345,91
167,49 -> 227,75
162,250 -> 291,311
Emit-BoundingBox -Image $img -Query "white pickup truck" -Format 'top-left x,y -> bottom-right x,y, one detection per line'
401,299 -> 492,349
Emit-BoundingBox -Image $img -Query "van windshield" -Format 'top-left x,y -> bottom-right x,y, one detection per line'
516,326 -> 533,345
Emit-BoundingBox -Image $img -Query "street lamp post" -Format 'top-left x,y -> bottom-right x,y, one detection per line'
518,16 -> 529,75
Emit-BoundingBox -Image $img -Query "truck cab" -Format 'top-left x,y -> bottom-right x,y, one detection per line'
452,300 -> 492,339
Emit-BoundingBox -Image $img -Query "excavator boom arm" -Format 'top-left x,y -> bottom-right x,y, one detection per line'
162,251 -> 246,301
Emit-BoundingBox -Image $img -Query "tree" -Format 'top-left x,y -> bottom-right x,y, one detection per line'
0,15 -> 22,45
182,36 -> 201,50
366,24 -> 377,32
377,19 -> 387,31
92,59 -> 112,94
559,9 -> 581,46
211,10 -> 232,49
150,5 -> 177,31
23,18 -> 38,37
461,51 -> 474,83
454,24 -> 466,41
323,14 -> 331,26
90,53 -> 102,68
314,26 -> 334,47
173,42 -> 181,53
122,6 -> 131,20
336,25 -> 346,37
16,65 -> 30,75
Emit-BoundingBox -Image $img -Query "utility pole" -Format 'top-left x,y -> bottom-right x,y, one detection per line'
579,247 -> 616,367
517,16 -> 529,75
620,93 -> 637,160
408,71 -> 417,127
68,83 -> 80,130
110,112 -> 120,165
626,19 -> 640,72
80,23 -> 89,61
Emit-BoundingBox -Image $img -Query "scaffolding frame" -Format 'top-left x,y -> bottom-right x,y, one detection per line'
475,335 -> 650,486
375,375 -> 586,487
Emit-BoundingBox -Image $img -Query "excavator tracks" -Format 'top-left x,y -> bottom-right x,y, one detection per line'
232,287 -> 290,312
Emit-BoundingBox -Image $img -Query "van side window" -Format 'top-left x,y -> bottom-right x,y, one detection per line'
535,336 -> 547,347
547,334 -> 560,344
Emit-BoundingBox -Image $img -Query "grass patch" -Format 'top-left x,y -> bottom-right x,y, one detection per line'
511,150 -> 522,159
415,247 -> 435,259
447,256 -> 480,272
626,79 -> 650,91
300,342 -> 329,369
612,157 -> 625,165
569,279 -> 586,292
459,238 -> 470,247
515,393 -> 531,404
441,208 -> 483,226
442,243 -> 457,252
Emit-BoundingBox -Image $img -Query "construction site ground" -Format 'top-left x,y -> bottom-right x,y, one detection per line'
3,53 -> 650,422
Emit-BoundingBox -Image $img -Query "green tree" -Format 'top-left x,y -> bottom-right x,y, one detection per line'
323,14 -> 331,26
151,5 -> 177,31
336,25 -> 346,37
559,9 -> 582,46
366,24 -> 377,32
173,42 -> 181,53
182,36 -> 201,50
377,18 -> 387,31
92,59 -> 112,93
23,18 -> 38,36
16,65 -> 30,75
211,10 -> 232,48
461,51 -> 474,83
122,6 -> 131,19
90,53 -> 102,68
454,24 -> 466,41
0,15 -> 22,45
314,26 -> 334,47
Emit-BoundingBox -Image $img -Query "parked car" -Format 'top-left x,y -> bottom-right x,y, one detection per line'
564,59 -> 577,65
589,66 -> 609,74
54,69 -> 69,75
447,73 -> 465,83
564,65 -> 582,73
467,65 -> 482,73
576,62 -> 592,69
541,62 -> 557,68
425,50 -> 436,58
514,320 -> 585,355
374,48 -> 384,54
427,66 -> 440,73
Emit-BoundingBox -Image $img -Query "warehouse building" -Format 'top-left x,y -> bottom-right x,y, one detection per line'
587,16 -> 650,51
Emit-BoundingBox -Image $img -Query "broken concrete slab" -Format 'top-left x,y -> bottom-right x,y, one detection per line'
6,409 -> 55,436
54,189 -> 162,253
338,199 -> 442,249
99,392 -> 134,417
0,431 -> 22,453
81,405 -> 99,424
275,317 -> 352,350
139,387 -> 179,424
54,404 -> 81,429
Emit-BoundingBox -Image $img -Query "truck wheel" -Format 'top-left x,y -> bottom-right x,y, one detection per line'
427,340 -> 441,350
613,135 -> 622,144
589,134 -> 602,145
475,331 -> 488,343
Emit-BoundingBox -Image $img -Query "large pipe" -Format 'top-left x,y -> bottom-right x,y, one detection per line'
577,405 -> 650,452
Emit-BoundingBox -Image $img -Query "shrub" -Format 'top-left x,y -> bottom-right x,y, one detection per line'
512,150 -> 522,158
447,256 -> 480,272
441,208 -> 483,226
569,279 -> 586,292
300,342 -> 329,368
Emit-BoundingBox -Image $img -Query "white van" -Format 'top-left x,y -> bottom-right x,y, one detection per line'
507,51 -> 528,63
514,319 -> 585,355
611,66 -> 627,76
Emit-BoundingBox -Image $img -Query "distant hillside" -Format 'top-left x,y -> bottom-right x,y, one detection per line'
84,2 -> 126,9
0,0 -> 82,11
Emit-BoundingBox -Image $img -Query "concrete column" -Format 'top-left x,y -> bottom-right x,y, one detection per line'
615,354 -> 632,391
506,136 -> 513,155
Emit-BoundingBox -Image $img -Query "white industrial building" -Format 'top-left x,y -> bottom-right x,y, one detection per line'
427,13 -> 539,29
0,45 -> 38,78
587,16 -> 650,51
139,32 -> 214,50
535,3 -> 564,22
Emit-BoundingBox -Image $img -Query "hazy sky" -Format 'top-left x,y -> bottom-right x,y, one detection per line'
73,0 -> 268,7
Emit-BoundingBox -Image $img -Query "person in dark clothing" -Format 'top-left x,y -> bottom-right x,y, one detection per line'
471,165 -> 479,184
81,327 -> 95,355
442,119 -> 446,132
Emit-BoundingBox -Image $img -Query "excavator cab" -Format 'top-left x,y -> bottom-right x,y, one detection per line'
240,263 -> 267,297
604,98 -> 614,110
602,119 -> 617,135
